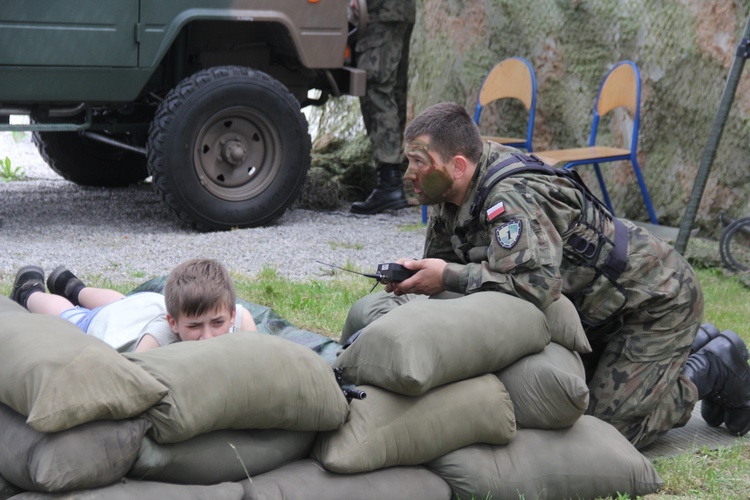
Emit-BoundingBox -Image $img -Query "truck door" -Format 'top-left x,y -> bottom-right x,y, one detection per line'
0,0 -> 138,67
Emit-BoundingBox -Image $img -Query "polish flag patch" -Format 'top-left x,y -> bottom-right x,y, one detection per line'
487,201 -> 505,221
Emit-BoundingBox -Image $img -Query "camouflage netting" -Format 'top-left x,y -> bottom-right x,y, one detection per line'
302,0 -> 750,241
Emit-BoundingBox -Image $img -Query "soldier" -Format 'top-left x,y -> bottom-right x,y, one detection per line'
341,101 -> 750,449
349,0 -> 416,214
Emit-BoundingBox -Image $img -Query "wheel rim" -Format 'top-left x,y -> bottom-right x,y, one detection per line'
193,106 -> 282,201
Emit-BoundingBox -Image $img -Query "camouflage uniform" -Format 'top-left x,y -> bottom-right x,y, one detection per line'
345,141 -> 703,449
356,0 -> 415,165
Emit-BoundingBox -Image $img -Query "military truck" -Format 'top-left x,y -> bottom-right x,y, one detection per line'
0,0 -> 366,230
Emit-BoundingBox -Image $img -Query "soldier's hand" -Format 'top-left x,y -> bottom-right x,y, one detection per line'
386,258 -> 446,296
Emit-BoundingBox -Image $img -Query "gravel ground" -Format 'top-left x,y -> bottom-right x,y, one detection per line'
0,132 -> 425,285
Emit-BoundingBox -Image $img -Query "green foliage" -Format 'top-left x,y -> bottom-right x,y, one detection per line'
0,156 -> 25,181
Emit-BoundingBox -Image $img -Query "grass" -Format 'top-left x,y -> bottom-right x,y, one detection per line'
0,156 -> 25,181
1,265 -> 749,498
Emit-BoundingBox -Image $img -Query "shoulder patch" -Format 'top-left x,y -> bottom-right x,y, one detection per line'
496,220 -> 523,249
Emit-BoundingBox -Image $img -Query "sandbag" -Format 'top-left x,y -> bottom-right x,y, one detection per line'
125,332 -> 349,443
427,415 -> 663,500
496,342 -> 589,429
312,374 -> 516,473
8,478 -> 244,500
0,404 -> 149,493
241,459 -> 451,500
333,291 -> 550,396
1,472 -> 23,500
129,429 -> 316,484
0,312 -> 168,433
0,296 -> 27,314
543,295 -> 592,353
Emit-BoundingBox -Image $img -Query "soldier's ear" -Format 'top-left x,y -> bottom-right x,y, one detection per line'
452,155 -> 470,179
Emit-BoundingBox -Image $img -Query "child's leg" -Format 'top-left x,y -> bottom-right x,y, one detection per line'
77,287 -> 125,308
46,265 -> 124,310
26,292 -> 76,316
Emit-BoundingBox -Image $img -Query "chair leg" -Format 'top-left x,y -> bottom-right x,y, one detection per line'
592,163 -> 615,216
630,157 -> 659,225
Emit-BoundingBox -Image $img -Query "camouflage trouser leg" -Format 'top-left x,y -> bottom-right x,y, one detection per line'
357,21 -> 412,165
585,275 -> 704,449
340,290 -> 462,344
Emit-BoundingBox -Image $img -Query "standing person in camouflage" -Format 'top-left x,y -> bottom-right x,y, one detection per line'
349,0 -> 415,214
341,102 -> 750,449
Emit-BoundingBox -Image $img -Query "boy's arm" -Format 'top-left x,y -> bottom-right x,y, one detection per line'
240,308 -> 257,332
134,333 -> 161,352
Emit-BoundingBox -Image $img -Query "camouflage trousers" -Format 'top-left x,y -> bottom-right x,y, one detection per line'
582,273 -> 704,449
356,21 -> 412,166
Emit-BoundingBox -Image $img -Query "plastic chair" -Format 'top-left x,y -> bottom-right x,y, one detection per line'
534,61 -> 658,224
473,56 -> 537,152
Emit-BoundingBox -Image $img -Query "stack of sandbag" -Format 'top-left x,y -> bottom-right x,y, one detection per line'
0,296 -> 348,498
315,292 -> 663,499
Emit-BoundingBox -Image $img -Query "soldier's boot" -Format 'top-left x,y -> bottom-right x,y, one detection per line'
683,331 -> 750,436
350,163 -> 408,215
690,323 -> 722,354
690,326 -> 749,428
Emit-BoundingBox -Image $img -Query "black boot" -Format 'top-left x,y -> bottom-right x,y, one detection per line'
690,326 -> 749,428
683,331 -> 750,436
350,163 -> 408,214
10,265 -> 46,308
691,323 -> 722,354
47,265 -> 87,306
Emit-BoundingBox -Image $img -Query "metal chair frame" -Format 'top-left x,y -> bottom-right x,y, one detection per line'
535,61 -> 658,224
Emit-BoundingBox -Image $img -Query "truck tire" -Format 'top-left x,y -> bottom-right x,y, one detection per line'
32,131 -> 148,187
147,66 -> 311,231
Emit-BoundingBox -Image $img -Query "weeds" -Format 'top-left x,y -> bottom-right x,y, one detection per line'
0,156 -> 25,181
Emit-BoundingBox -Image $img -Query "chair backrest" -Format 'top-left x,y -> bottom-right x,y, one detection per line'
473,57 -> 537,150
590,61 -> 641,149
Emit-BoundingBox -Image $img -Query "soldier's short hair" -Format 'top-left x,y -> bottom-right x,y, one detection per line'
404,102 -> 483,164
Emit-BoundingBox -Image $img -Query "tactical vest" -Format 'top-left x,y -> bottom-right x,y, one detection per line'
468,152 -> 629,328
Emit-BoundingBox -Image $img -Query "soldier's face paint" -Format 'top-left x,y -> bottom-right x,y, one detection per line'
404,137 -> 454,204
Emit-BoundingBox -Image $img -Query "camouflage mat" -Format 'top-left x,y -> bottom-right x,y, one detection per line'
640,401 -> 748,460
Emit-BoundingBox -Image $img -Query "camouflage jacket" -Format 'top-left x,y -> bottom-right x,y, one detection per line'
366,0 -> 416,24
427,141 -> 697,326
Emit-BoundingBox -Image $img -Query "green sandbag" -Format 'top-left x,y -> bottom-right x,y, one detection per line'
8,478 -> 245,500
129,429 -> 316,484
241,459 -> 451,500
0,312 -> 167,434
542,294 -> 592,354
333,291 -> 550,396
0,296 -> 27,314
496,342 -> 589,429
312,374 -> 516,473
427,416 -> 663,500
130,276 -> 343,364
125,333 -> 349,443
0,404 -> 149,493
1,471 -> 23,499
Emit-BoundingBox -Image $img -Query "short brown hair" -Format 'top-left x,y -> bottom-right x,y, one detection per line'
404,102 -> 484,164
164,258 -> 236,320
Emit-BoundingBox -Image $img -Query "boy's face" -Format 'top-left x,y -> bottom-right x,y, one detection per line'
167,305 -> 235,342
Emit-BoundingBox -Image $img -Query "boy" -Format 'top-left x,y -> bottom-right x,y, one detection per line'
9,258 -> 257,352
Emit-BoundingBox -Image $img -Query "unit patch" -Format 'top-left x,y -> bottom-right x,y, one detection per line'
496,220 -> 522,249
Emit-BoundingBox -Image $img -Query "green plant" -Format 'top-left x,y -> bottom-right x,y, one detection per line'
0,156 -> 25,181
